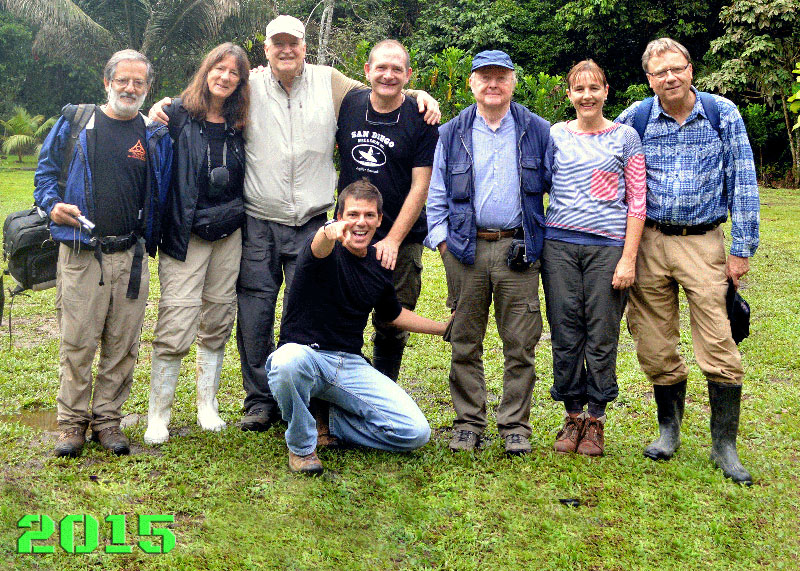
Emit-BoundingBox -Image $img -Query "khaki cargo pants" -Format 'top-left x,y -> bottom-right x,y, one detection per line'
55,243 -> 149,431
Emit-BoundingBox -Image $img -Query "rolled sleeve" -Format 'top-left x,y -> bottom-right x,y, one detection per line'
424,139 -> 449,250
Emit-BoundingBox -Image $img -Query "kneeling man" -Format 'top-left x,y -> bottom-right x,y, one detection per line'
267,179 -> 448,475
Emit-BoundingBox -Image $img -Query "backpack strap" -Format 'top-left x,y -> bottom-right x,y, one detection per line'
632,97 -> 655,141
57,103 -> 96,192
633,93 -> 721,140
697,91 -> 722,138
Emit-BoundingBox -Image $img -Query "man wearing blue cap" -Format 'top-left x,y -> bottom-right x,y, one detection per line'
425,50 -> 552,454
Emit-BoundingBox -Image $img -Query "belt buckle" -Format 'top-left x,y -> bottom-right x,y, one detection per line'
681,227 -> 688,236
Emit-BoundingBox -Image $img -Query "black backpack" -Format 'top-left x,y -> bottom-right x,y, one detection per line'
1,104 -> 95,323
2,206 -> 58,293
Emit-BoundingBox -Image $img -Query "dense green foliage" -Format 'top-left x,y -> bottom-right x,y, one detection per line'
698,0 -> 800,185
0,1 -> 797,180
0,106 -> 55,162
1,159 -> 800,569
0,12 -> 104,118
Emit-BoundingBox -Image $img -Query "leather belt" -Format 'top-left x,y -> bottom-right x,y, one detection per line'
95,233 -> 138,254
65,232 -> 138,253
64,232 -> 143,299
645,218 -> 724,236
476,228 -> 518,241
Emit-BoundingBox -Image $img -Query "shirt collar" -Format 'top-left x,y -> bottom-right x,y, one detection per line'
474,108 -> 513,132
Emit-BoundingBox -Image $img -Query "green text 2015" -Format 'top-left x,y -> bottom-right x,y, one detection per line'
17,514 -> 175,554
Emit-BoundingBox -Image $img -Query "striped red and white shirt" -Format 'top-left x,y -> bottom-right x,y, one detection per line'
546,121 -> 646,244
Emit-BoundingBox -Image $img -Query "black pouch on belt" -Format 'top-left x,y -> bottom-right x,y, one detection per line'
506,238 -> 531,271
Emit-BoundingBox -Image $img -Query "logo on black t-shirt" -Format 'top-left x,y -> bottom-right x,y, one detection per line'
127,140 -> 146,161
352,143 -> 387,168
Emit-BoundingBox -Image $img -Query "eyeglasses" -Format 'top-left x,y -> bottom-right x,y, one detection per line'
365,106 -> 401,126
111,77 -> 147,90
646,63 -> 691,80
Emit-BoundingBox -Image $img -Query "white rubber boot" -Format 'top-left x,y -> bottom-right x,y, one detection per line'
143,356 -> 181,445
196,346 -> 227,432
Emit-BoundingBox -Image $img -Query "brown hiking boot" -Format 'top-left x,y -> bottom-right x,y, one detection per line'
317,433 -> 342,448
312,399 -> 340,448
288,451 -> 324,476
576,416 -> 605,457
54,427 -> 86,458
449,429 -> 481,452
554,413 -> 586,454
240,405 -> 279,432
504,433 -> 532,455
93,426 -> 130,456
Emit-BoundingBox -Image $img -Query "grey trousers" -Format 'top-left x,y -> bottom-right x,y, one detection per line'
541,239 -> 625,406
442,237 -> 542,437
236,213 -> 326,413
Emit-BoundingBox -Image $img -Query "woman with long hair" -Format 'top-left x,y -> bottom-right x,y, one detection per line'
543,60 -> 646,456
144,43 -> 250,445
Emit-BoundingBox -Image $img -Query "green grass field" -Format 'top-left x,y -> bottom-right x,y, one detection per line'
1,155 -> 798,570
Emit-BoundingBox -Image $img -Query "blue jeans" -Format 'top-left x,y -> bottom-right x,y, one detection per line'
266,343 -> 431,456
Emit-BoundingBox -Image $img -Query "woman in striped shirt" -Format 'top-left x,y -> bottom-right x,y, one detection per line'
543,60 -> 646,456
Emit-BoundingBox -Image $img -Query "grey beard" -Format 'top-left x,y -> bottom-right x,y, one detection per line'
106,86 -> 145,118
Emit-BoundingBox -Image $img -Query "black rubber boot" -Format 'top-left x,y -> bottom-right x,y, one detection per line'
644,380 -> 686,460
708,381 -> 753,485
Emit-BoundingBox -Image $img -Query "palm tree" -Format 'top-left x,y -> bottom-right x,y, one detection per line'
0,1 -> 242,79
1,106 -> 56,163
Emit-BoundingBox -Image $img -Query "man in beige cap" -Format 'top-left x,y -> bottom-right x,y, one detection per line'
150,16 -> 440,431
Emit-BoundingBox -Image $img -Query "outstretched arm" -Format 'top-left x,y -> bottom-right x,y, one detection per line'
311,220 -> 354,259
390,308 -> 449,336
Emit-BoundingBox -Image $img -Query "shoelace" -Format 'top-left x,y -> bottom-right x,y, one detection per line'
583,419 -> 600,439
60,427 -> 84,438
559,418 -> 580,438
456,430 -> 474,442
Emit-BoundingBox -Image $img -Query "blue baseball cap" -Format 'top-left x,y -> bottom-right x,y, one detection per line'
471,50 -> 514,72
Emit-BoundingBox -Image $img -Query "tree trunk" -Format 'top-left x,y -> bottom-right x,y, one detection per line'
780,96 -> 799,187
317,0 -> 334,66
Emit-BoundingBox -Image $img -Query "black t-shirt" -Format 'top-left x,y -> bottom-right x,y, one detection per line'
279,237 -> 403,355
195,121 -> 244,211
336,89 -> 439,244
91,111 -> 148,236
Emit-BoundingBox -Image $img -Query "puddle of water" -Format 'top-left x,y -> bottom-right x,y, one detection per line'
0,409 -> 58,431
0,410 -> 141,432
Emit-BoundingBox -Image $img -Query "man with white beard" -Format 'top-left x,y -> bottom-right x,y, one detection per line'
34,49 -> 173,458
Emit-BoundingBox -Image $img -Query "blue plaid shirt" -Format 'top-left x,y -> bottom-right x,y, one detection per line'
616,87 -> 759,257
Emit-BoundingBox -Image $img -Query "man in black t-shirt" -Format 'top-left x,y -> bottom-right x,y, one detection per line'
34,50 -> 172,458
267,180 -> 448,475
336,40 -> 439,381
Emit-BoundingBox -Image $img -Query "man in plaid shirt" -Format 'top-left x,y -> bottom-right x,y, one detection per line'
616,38 -> 759,485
